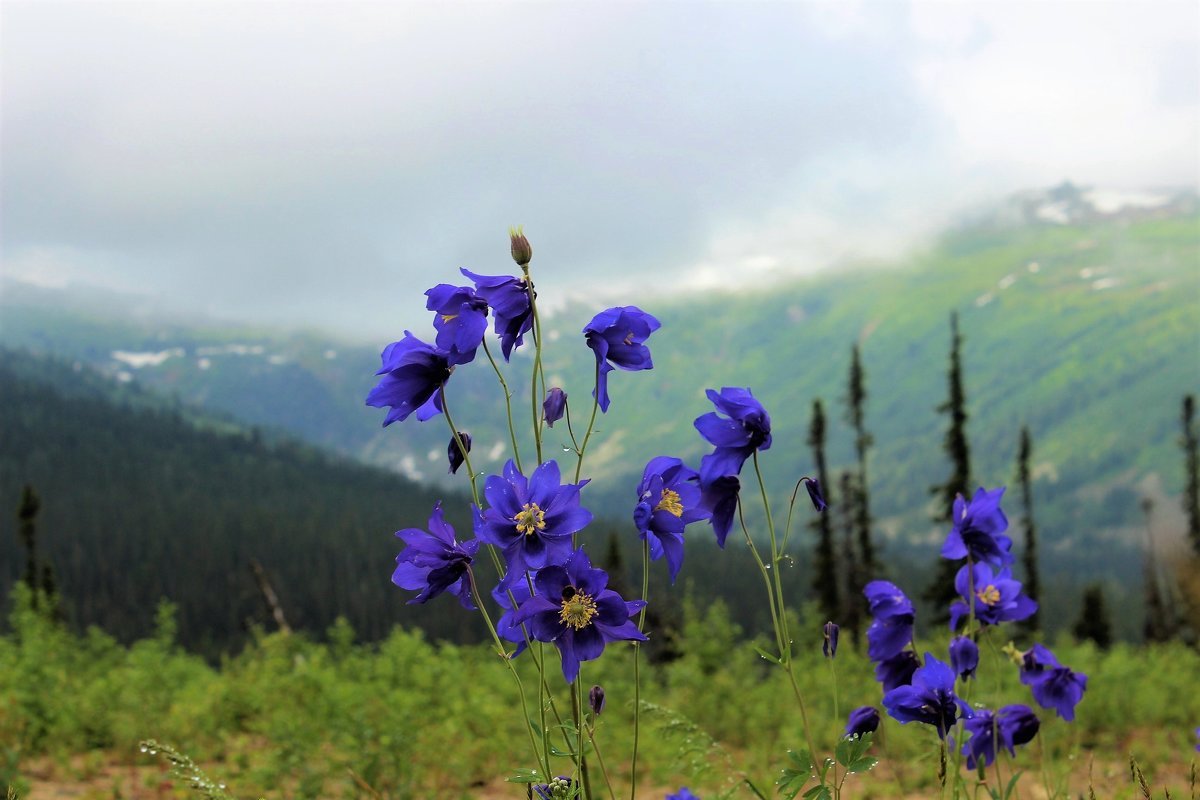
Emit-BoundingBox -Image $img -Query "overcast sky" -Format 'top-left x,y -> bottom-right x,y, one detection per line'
2,0 -> 1196,340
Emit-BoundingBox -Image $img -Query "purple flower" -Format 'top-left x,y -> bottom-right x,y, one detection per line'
694,387 -> 772,484
533,777 -> 573,799
512,548 -> 648,682
474,460 -> 592,584
460,268 -> 533,361
823,621 -> 840,658
543,387 -> 567,427
1018,644 -> 1088,721
845,706 -> 881,738
949,635 -> 980,680
666,790 -> 700,800
492,579 -> 534,657
961,705 -> 1040,769
589,685 -> 606,716
424,284 -> 489,366
949,562 -> 1037,630
803,477 -> 827,512
391,503 -> 479,609
633,456 -> 709,582
583,306 -> 661,413
882,653 -> 964,738
875,650 -> 920,691
864,580 -> 916,661
365,332 -> 451,425
700,474 -> 741,548
447,431 -> 471,475
941,487 -> 1015,568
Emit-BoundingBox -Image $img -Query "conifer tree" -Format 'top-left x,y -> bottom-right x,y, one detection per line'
1016,426 -> 1041,633
807,399 -> 839,623
838,470 -> 862,642
1072,584 -> 1113,649
844,344 -> 877,573
925,312 -> 973,614
17,484 -> 41,610
1140,497 -> 1172,643
1183,394 -> 1199,555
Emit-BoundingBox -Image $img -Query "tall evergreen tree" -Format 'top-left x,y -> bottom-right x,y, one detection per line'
925,312 -> 973,614
838,470 -> 863,643
1182,394 -> 1199,555
16,484 -> 41,610
807,399 -> 839,623
1140,497 -> 1172,643
1072,584 -> 1113,650
844,344 -> 877,573
1016,426 -> 1041,633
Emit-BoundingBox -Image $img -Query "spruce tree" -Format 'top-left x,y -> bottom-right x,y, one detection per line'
925,312 -> 973,615
1072,584 -> 1113,649
17,485 -> 41,610
1016,426 -> 1041,633
807,399 -> 839,623
838,470 -> 863,642
1182,394 -> 1199,555
844,344 -> 877,573
1140,497 -> 1172,643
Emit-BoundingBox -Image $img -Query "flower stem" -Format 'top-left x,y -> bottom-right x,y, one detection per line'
439,386 -> 479,506
629,538 -> 650,800
523,265 -> 545,466
482,337 -> 523,474
573,361 -> 601,484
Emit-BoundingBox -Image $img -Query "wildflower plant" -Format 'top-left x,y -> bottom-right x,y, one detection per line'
368,229 -> 1089,798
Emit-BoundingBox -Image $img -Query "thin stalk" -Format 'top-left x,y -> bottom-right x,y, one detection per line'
439,386 -> 479,506
779,477 -> 809,554
585,724 -> 618,800
629,538 -> 650,800
482,338 -> 523,473
573,675 -> 592,799
573,362 -> 602,484
736,504 -> 786,657
523,265 -> 545,466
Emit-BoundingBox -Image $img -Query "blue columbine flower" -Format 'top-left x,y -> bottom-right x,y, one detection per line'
700,474 -> 741,548
941,487 -> 1015,568
961,705 -> 1040,769
474,460 -> 592,586
694,387 -> 773,484
492,579 -> 534,657
424,284 -> 489,366
512,548 -> 648,683
949,635 -> 980,680
823,621 -> 840,658
803,477 -> 827,512
844,706 -> 881,738
365,332 -> 451,425
543,387 -> 567,427
582,306 -> 661,413
666,790 -> 701,800
864,580 -> 916,662
949,562 -> 1037,630
447,431 -> 471,475
391,503 -> 479,608
875,651 -> 920,691
633,456 -> 709,583
1018,643 -> 1088,721
882,653 -> 965,738
460,268 -> 533,360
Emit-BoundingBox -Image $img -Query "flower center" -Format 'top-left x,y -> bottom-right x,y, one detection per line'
976,585 -> 1001,605
654,488 -> 684,518
514,502 -> 546,536
559,587 -> 598,630
440,313 -> 459,324
622,331 -> 635,345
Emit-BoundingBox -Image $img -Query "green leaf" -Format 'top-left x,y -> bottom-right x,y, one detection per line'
1002,770 -> 1024,800
834,738 -> 852,767
753,644 -> 783,665
505,768 -> 542,784
845,757 -> 878,774
801,785 -> 832,800
787,749 -> 814,772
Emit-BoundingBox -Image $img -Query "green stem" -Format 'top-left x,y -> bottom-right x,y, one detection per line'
439,386 -> 479,506
629,538 -> 650,800
482,337 -> 523,474
736,504 -> 786,657
574,673 -> 592,799
523,265 -> 545,466
585,722 -> 618,800
573,362 -> 601,484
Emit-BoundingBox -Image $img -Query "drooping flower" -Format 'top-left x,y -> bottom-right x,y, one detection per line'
864,580 -> 916,662
700,474 -> 741,548
875,651 -> 920,691
391,503 -> 479,609
949,562 -> 1037,630
694,387 -> 773,484
460,268 -> 533,360
543,387 -> 567,427
447,431 -> 471,475
666,790 -> 700,800
960,705 -> 1040,769
844,706 -> 881,738
533,776 -> 574,800
882,653 -> 964,738
365,332 -> 451,425
589,684 -> 606,716
941,486 -> 1015,568
474,460 -> 592,585
582,306 -> 661,413
1018,643 -> 1088,721
633,456 -> 709,582
512,548 -> 648,682
823,621 -> 840,658
949,635 -> 980,680
803,477 -> 827,512
424,284 -> 489,366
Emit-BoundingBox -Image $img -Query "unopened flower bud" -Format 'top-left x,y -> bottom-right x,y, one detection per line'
823,620 -> 840,658
447,431 -> 472,474
803,477 -> 827,512
543,387 -> 567,427
589,684 -> 606,716
844,706 -> 880,738
509,225 -> 532,267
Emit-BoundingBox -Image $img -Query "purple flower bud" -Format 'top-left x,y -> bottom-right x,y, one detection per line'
949,635 -> 979,680
823,620 -> 840,658
543,388 -> 567,427
803,477 -> 827,512
447,432 -> 471,474
844,706 -> 881,738
509,225 -> 532,267
589,684 -> 606,716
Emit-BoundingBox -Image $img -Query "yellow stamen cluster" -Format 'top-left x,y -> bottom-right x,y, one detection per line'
976,585 -> 1001,605
514,502 -> 547,536
559,591 -> 598,630
440,313 -> 459,323
622,331 -> 635,345
654,488 -> 684,518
